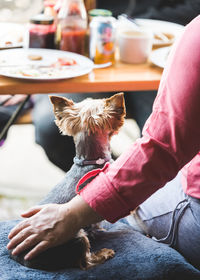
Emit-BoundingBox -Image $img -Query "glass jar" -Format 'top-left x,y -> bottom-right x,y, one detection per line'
56,0 -> 87,54
29,14 -> 56,49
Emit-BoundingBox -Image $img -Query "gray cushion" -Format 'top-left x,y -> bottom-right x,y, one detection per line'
0,220 -> 200,280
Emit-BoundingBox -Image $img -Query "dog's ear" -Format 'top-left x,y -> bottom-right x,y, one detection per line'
49,96 -> 74,110
105,92 -> 126,115
104,93 -> 126,135
49,95 -> 75,122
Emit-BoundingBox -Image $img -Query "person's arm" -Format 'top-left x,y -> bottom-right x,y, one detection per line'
7,196 -> 102,260
80,15 -> 200,222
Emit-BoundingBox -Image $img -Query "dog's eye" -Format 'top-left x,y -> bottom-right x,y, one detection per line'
56,115 -> 62,121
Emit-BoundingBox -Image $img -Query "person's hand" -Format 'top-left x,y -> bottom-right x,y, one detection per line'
7,195 -> 102,261
7,203 -> 78,261
0,95 -> 27,106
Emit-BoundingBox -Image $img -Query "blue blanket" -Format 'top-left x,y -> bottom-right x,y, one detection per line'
0,220 -> 200,280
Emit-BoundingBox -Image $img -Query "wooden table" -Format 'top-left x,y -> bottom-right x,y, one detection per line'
0,59 -> 163,95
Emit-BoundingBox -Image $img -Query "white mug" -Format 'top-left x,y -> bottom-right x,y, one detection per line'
118,30 -> 153,64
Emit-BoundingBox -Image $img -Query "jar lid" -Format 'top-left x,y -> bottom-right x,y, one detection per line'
88,9 -> 112,17
30,14 -> 54,25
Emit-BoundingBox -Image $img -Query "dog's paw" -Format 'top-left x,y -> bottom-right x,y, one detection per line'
85,248 -> 115,269
96,248 -> 115,261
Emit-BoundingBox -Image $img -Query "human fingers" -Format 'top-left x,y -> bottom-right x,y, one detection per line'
8,219 -> 30,239
24,240 -> 50,260
7,226 -> 32,250
21,205 -> 44,218
11,234 -> 39,256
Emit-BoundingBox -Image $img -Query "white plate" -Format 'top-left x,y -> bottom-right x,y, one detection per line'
0,22 -> 25,49
135,18 -> 184,47
0,48 -> 94,80
150,46 -> 171,68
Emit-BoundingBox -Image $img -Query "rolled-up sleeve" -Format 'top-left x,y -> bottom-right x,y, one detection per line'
80,16 -> 200,223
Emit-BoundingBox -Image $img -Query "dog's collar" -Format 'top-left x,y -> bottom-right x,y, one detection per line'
73,156 -> 111,166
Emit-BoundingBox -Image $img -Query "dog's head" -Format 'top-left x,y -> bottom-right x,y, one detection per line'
49,93 -> 126,137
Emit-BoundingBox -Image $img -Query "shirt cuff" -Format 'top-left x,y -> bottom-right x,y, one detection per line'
80,170 -> 130,223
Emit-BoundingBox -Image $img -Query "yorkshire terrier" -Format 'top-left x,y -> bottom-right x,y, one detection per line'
10,92 -> 126,270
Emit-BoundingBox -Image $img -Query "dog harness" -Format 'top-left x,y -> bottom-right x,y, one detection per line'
75,162 -> 110,195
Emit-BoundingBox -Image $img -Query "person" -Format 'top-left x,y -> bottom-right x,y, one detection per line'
0,95 -> 32,145
6,15 -> 200,269
33,0 -> 200,173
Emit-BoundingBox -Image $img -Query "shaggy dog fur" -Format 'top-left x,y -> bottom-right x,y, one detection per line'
10,93 -> 126,270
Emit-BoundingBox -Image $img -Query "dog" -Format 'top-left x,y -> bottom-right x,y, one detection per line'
10,92 -> 126,270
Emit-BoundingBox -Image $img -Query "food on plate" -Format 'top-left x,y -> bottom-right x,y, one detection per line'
0,32 -> 24,49
3,56 -> 79,78
153,32 -> 174,46
4,66 -> 72,78
17,36 -> 23,43
4,41 -> 13,46
28,54 -> 43,61
52,57 -> 77,67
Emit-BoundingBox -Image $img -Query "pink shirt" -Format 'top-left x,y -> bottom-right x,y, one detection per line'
80,16 -> 200,223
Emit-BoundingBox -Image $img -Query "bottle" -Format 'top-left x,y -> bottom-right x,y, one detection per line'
89,12 -> 116,64
83,0 -> 96,56
28,14 -> 56,49
44,0 -> 57,18
84,0 -> 96,12
56,0 -> 87,55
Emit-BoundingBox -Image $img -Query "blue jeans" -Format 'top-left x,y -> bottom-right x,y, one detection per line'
127,173 -> 200,269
